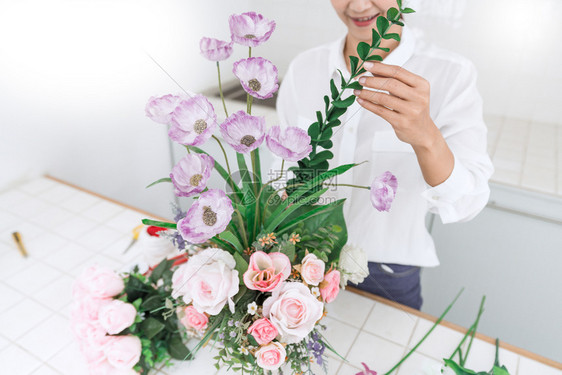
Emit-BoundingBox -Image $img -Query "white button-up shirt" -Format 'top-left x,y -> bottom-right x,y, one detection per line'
275,26 -> 494,267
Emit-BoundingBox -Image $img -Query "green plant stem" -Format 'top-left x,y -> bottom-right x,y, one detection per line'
216,61 -> 229,118
253,159 -> 285,236
323,183 -> 370,190
494,338 -> 500,367
212,135 -> 232,177
384,288 -> 465,375
233,208 -> 249,249
448,295 -> 486,365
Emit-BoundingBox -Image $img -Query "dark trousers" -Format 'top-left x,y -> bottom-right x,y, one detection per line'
350,262 -> 423,310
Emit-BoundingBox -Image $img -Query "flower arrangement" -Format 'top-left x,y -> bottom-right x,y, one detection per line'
139,3 -> 417,374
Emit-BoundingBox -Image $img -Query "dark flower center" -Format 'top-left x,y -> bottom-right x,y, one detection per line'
248,79 -> 261,92
194,119 -> 207,134
202,206 -> 217,226
240,135 -> 256,147
190,174 -> 203,187
244,34 -> 256,39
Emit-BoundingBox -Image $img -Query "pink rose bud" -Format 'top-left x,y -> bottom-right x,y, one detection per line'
77,265 -> 125,299
255,342 -> 286,371
320,270 -> 341,303
98,300 -> 137,335
70,297 -> 111,322
300,253 -> 326,286
243,251 -> 291,292
180,305 -> 209,331
247,318 -> 278,345
104,335 -> 142,370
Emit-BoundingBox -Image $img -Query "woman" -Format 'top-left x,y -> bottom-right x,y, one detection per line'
276,0 -> 494,310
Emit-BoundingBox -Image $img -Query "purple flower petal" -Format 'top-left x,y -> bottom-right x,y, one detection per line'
356,362 -> 377,375
145,94 -> 187,125
170,153 -> 214,197
233,57 -> 279,100
177,189 -> 234,244
220,110 -> 265,154
169,95 -> 217,146
199,37 -> 233,61
370,171 -> 398,212
266,126 -> 312,162
228,12 -> 276,47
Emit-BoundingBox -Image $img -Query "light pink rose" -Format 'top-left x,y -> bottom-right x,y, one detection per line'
243,251 -> 291,292
89,360 -> 139,375
255,342 -> 286,371
77,265 -> 125,299
299,253 -> 325,286
320,270 -> 340,303
79,342 -> 107,365
104,335 -> 142,370
262,282 -> 324,344
172,248 -> 239,315
71,297 -> 112,322
180,305 -> 208,331
247,318 -> 278,345
98,300 -> 137,335
71,320 -> 109,348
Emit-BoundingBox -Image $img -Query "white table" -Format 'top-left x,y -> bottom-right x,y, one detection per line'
0,177 -> 560,375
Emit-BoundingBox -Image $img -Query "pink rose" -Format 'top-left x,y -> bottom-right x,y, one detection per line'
104,335 -> 142,370
89,360 -> 138,375
243,251 -> 291,292
172,248 -> 239,315
255,342 -> 286,371
71,297 -> 112,322
98,300 -> 137,335
320,270 -> 340,303
262,282 -> 324,344
180,305 -> 209,331
77,265 -> 125,299
71,320 -> 109,348
300,254 -> 325,286
79,342 -> 107,365
247,318 -> 278,345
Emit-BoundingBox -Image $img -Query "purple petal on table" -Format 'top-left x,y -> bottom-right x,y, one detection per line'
370,171 -> 398,212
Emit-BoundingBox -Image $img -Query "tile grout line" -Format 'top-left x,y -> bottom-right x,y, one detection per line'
394,317 -> 421,375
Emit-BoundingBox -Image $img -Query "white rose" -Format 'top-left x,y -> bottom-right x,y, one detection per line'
171,248 -> 239,315
300,253 -> 325,286
262,282 -> 324,344
338,244 -> 369,287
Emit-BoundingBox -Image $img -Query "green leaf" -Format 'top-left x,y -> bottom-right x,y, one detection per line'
317,127 -> 333,141
332,95 -> 355,108
329,79 -> 339,100
387,7 -> 399,21
140,295 -> 164,312
376,46 -> 390,52
316,111 -> 323,127
310,151 -> 334,166
141,219 -> 176,229
376,16 -> 389,35
233,252 -> 249,285
308,122 -> 320,140
393,20 -> 405,27
346,81 -> 363,90
149,258 -> 174,284
383,33 -> 401,41
141,317 -> 165,340
371,29 -> 381,48
124,276 -> 151,302
443,359 -> 478,375
492,365 -> 511,375
327,106 -> 346,121
318,140 -> 333,149
145,177 -> 172,189
365,55 -> 383,62
402,7 -> 415,14
357,41 -> 370,60
324,95 -> 330,112
397,0 -> 402,8
219,231 -> 244,253
349,56 -> 359,74
168,333 -> 191,360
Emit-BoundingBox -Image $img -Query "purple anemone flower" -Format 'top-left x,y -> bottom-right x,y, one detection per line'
145,94 -> 186,125
370,171 -> 398,212
170,153 -> 215,197
233,57 -> 279,100
169,95 -> 217,146
200,37 -> 234,62
228,12 -> 276,48
220,110 -> 265,154
266,126 -> 312,162
177,189 -> 234,244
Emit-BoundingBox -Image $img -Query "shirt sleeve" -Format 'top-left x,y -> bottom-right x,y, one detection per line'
421,61 -> 494,224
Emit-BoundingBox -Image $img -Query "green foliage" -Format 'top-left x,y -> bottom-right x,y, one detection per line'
141,218 -> 177,229
145,177 -> 172,189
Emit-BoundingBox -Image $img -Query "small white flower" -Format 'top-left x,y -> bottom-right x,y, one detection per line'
247,301 -> 258,315
338,244 -> 369,287
311,287 -> 321,298
240,347 -> 249,355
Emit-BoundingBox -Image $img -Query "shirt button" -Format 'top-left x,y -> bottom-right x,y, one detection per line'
432,195 -> 440,200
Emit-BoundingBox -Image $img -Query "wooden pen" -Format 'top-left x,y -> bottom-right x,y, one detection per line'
12,232 -> 28,258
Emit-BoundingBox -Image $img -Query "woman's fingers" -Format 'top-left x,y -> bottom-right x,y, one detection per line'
354,88 -> 407,113
358,76 -> 412,100
362,61 -> 423,88
356,96 -> 400,125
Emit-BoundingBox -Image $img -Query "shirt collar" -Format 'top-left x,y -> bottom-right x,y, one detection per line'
328,24 -> 416,80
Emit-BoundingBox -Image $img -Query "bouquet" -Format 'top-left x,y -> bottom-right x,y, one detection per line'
140,3 -> 416,374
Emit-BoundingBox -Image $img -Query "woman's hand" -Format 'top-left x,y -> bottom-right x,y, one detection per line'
354,61 -> 439,150
354,61 -> 455,187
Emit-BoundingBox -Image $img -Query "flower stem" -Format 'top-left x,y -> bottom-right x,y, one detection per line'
216,61 -> 229,118
323,183 -> 370,190
234,208 -> 249,249
212,135 -> 233,178
448,295 -> 485,364
383,288 -> 464,375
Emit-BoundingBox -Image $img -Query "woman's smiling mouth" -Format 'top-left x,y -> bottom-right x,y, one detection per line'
349,13 -> 379,27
